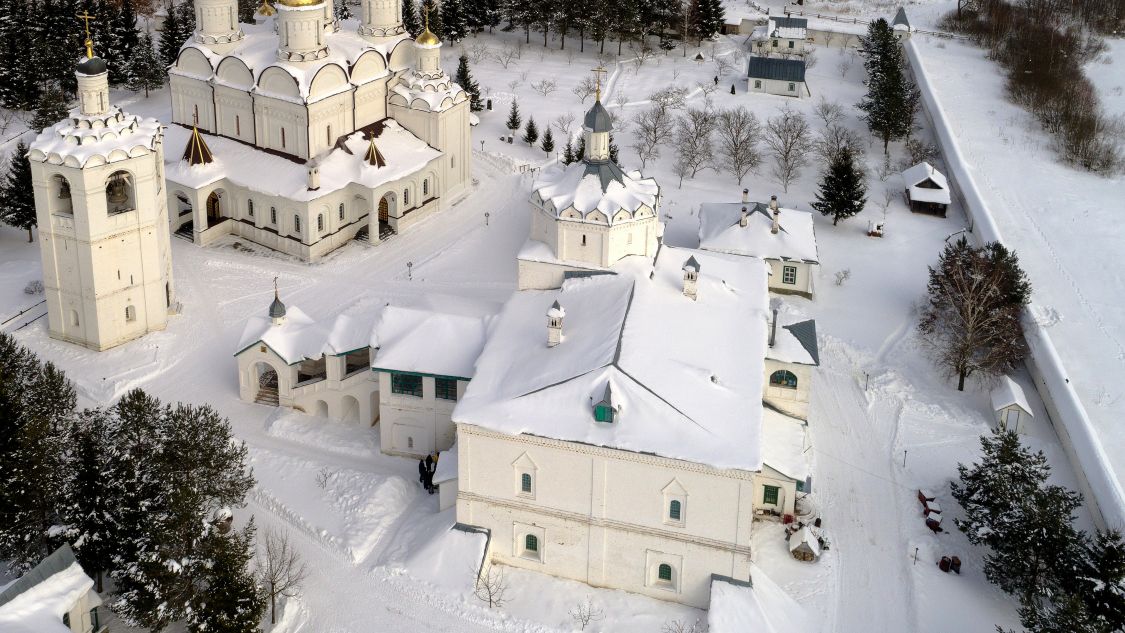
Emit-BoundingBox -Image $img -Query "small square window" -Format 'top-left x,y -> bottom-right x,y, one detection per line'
658,563 -> 672,581
521,472 -> 532,493
435,377 -> 458,401
669,500 -> 681,521
390,373 -> 423,397
763,485 -> 780,505
788,40 -> 794,48
754,80 -> 762,89
782,265 -> 797,284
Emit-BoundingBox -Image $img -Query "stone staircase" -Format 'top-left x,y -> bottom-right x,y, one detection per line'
255,386 -> 279,407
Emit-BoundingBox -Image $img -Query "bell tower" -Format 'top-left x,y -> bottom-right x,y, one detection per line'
27,24 -> 175,351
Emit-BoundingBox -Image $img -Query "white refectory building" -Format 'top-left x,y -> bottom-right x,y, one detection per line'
166,0 -> 471,260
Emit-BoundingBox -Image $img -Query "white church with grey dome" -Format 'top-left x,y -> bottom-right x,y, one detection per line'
164,0 -> 471,261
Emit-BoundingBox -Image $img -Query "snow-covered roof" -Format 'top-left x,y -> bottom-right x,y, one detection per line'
433,442 -> 458,483
789,526 -> 821,556
0,545 -> 96,633
235,305 -> 327,364
892,7 -> 912,30
531,160 -> 660,225
172,18 -> 411,101
761,409 -> 810,481
991,376 -> 1034,415
28,107 -> 162,168
768,16 -> 808,39
708,565 -> 813,633
372,306 -> 489,379
454,247 -> 772,471
165,119 -> 440,202
698,202 -> 819,264
902,162 -> 951,205
767,312 -> 819,366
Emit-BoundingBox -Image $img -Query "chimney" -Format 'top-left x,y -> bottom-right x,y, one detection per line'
307,162 -> 320,190
769,308 -> 778,347
741,188 -> 750,203
739,206 -> 749,228
769,196 -> 780,234
547,300 -> 565,348
682,256 -> 700,301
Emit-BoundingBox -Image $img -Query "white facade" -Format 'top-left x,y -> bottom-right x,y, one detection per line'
377,371 -> 465,456
29,57 -> 174,351
748,76 -> 807,98
166,0 -> 470,261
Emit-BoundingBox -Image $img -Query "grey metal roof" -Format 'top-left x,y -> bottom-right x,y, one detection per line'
582,159 -> 626,190
76,56 -> 107,75
783,319 -> 819,365
0,544 -> 82,609
269,295 -> 287,319
683,255 -> 700,272
892,7 -> 911,28
772,16 -> 808,30
583,100 -> 613,133
747,56 -> 807,82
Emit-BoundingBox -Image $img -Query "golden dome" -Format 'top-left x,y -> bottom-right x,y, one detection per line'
415,28 -> 440,46
277,0 -> 322,7
257,0 -> 276,15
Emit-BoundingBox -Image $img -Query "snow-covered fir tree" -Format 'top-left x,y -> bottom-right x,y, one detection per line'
523,116 -> 539,145
113,0 -> 140,85
857,18 -> 920,154
562,138 -> 575,164
31,84 -> 70,133
239,0 -> 258,23
440,0 -> 467,41
454,54 -> 482,111
186,520 -> 266,633
421,0 -> 443,38
540,127 -> 554,154
128,31 -> 165,97
506,100 -> 521,132
335,0 -> 352,21
402,0 -> 421,36
811,147 -> 867,226
0,142 -> 37,242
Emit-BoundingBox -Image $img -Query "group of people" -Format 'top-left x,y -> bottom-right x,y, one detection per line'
418,453 -> 439,494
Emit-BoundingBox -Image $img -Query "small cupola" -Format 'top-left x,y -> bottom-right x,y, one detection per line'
269,278 -> 287,326
364,136 -> 387,167
183,123 -> 215,166
739,206 -> 749,228
594,383 -> 617,423
547,300 -> 565,348
769,195 -> 781,234
682,256 -> 700,301
307,161 -> 321,191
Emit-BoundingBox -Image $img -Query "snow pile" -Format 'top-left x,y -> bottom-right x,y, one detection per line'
372,306 -> 490,378
761,409 -> 810,481
699,201 -> 819,264
707,564 -> 813,633
400,521 -> 488,594
455,246 -> 771,470
433,443 -> 458,484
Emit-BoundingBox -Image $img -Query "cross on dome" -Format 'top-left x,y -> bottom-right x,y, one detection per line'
416,4 -> 440,46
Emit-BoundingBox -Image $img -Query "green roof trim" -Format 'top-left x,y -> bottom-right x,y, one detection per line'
373,368 -> 471,382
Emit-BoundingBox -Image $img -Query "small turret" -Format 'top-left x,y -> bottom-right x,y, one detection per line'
739,206 -> 749,228
75,13 -> 109,117
547,300 -> 565,347
769,196 -> 781,234
682,256 -> 700,301
270,278 -> 287,326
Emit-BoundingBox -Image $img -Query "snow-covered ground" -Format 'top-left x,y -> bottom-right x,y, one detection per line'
0,24 -> 1099,632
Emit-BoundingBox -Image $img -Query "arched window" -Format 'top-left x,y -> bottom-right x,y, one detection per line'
294,215 -> 301,233
125,305 -> 136,322
248,199 -> 254,217
403,188 -> 410,206
51,175 -> 73,215
658,563 -> 672,582
581,234 -> 587,247
281,127 -> 287,148
317,213 -> 324,232
525,534 -> 538,552
407,437 -> 414,449
769,370 -> 798,389
521,473 -> 532,493
70,310 -> 79,326
339,203 -> 345,221
669,500 -> 681,521
105,171 -> 136,215
270,207 -> 277,224
423,179 -> 429,196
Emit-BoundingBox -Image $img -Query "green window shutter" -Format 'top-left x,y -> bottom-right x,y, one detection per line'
525,534 -> 538,551
658,563 -> 672,581
763,485 -> 780,505
521,473 -> 532,493
669,500 -> 681,520
594,404 -> 614,422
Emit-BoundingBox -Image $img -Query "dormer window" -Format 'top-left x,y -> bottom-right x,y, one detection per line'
594,384 -> 617,423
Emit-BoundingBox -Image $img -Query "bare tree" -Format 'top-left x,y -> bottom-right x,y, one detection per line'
468,42 -> 493,63
824,30 -> 839,48
631,41 -> 657,68
814,97 -> 845,128
815,123 -> 866,166
569,595 -> 605,630
573,76 -> 598,103
662,618 -> 706,633
903,137 -> 940,167
673,107 -> 717,186
631,105 -> 675,169
494,44 -> 521,69
715,106 -> 763,184
837,56 -> 853,78
473,564 -> 510,608
803,48 -> 818,70
553,112 -> 576,139
714,55 -> 735,77
258,529 -> 310,625
532,79 -> 558,96
508,79 -> 523,91
763,105 -> 812,192
697,80 -> 719,99
649,86 -> 689,117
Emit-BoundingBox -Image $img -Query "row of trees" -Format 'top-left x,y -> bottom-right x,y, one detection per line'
409,0 -> 725,53
953,429 -> 1125,632
0,333 -> 263,632
856,18 -> 919,155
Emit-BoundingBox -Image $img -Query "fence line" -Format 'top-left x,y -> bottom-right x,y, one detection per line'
905,38 -> 1125,530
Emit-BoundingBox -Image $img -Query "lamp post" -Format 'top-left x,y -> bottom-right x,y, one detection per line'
485,212 -> 490,226
480,140 -> 485,153
406,261 -> 413,281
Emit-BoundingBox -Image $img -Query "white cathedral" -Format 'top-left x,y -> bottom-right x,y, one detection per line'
165,0 -> 471,260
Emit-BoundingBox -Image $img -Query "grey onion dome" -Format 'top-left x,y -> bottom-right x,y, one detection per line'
76,56 -> 108,75
269,295 -> 287,319
583,100 -> 612,133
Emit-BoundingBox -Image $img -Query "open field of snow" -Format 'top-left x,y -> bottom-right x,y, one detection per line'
0,22 -> 1103,632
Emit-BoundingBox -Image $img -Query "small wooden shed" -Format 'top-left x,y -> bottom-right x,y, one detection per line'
990,376 -> 1033,434
789,526 -> 821,562
902,162 -> 951,216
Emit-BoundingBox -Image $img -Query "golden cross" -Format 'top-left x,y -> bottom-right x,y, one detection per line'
591,66 -> 607,102
422,2 -> 430,31
193,110 -> 199,126
273,276 -> 279,298
76,10 -> 95,58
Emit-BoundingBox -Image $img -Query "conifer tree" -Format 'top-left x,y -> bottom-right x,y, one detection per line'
506,100 -> 521,133
187,521 -> 265,633
159,2 -> 183,67
114,0 -> 140,83
576,134 -> 586,161
609,132 -> 619,165
128,31 -> 165,97
523,116 -> 539,145
402,0 -> 421,36
1076,530 -> 1125,631
811,147 -> 867,226
441,0 -> 466,41
540,127 -> 554,154
562,138 -> 575,164
239,0 -> 258,23
857,18 -> 919,154
64,409 -> 124,592
334,0 -> 351,21
421,0 -> 443,37
454,54 -> 482,112
31,85 -> 71,132
0,143 -> 37,243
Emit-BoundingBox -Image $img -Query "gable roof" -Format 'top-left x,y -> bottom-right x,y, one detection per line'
747,56 -> 807,82
768,16 -> 809,38
698,201 -> 819,264
902,162 -> 951,204
991,376 -> 1034,415
372,306 -> 490,379
892,7 -> 912,30
0,545 -> 95,633
454,248 -> 772,471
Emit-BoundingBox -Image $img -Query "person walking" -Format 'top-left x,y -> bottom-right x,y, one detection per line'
424,454 -> 436,494
418,458 -> 427,490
